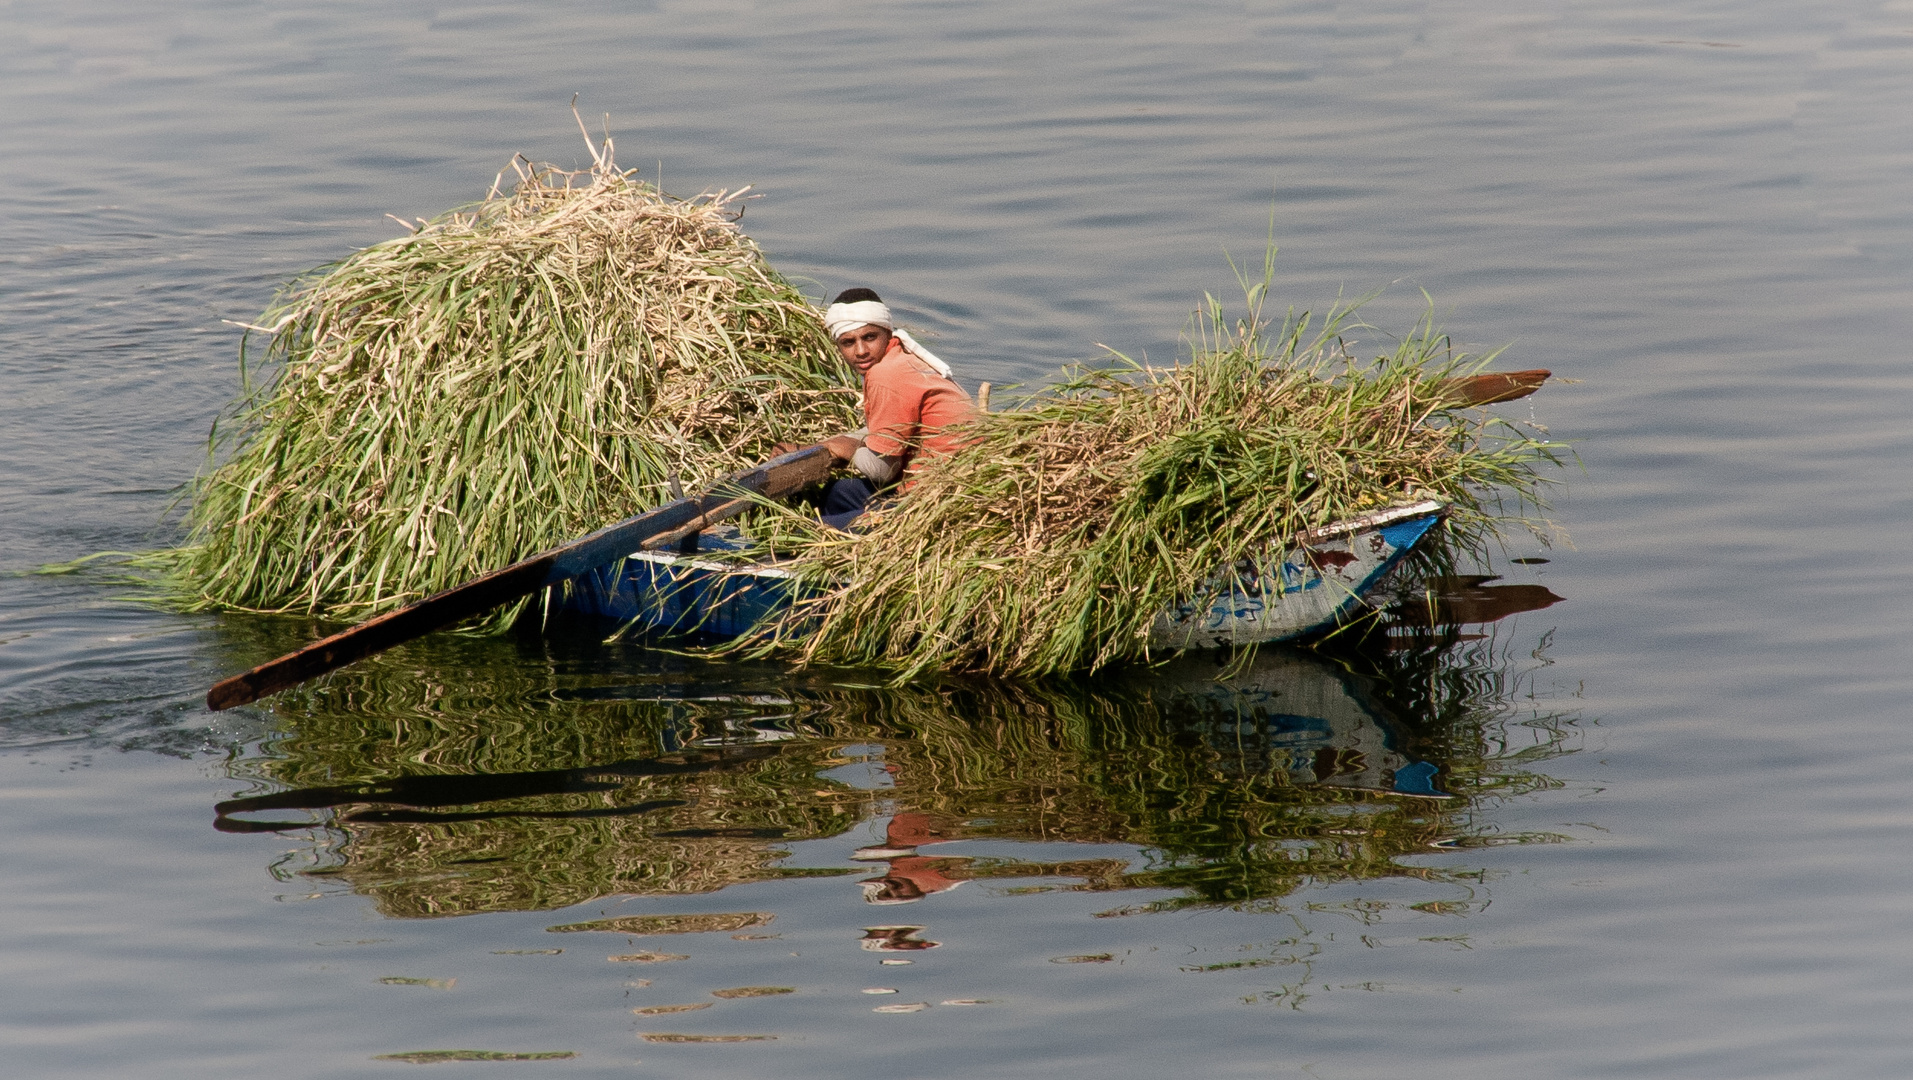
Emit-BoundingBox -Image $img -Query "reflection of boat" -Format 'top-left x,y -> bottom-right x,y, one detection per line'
217,630 -> 1564,919
1387,575 -> 1563,627
213,745 -> 778,833
216,648 -> 1440,830
558,501 -> 1447,648
1137,650 -> 1450,798
829,652 -> 1457,908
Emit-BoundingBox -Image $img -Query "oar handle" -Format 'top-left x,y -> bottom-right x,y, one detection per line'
204,441 -> 841,711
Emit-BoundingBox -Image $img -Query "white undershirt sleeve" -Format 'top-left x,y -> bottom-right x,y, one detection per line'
851,446 -> 902,484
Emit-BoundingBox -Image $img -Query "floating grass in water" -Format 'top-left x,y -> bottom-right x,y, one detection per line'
374,1050 -> 575,1063
710,986 -> 795,998
546,912 -> 771,935
165,124 -> 857,626
734,275 -> 1568,680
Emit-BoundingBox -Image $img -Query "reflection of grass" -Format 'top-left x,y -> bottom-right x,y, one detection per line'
229,622 -> 1574,919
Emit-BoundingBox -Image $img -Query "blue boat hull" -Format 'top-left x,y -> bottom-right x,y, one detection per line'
557,529 -> 807,640
556,502 -> 1446,648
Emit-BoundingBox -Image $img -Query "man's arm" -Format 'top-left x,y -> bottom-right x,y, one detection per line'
851,446 -> 903,484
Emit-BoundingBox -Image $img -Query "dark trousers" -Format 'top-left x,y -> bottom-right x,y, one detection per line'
819,477 -> 882,531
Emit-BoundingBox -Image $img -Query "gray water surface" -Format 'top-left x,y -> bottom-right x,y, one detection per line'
3,1 -> 1912,1076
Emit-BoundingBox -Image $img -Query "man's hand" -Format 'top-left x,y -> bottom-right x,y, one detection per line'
822,434 -> 864,462
770,434 -> 863,462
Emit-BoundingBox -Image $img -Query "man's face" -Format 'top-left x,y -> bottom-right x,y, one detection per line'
834,324 -> 893,371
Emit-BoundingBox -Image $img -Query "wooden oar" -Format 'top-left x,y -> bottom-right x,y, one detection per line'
1434,369 -> 1550,407
205,441 -> 841,712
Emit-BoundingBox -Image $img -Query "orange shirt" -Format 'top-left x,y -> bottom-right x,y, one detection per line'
862,338 -> 974,474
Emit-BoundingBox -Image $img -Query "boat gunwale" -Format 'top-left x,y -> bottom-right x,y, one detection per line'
1296,499 -> 1447,544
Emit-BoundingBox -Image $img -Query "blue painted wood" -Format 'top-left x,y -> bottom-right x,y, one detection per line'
558,501 -> 1448,650
1147,503 -> 1445,649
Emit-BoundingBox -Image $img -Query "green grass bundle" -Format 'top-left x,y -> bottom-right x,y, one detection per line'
735,286 -> 1567,681
171,144 -> 858,624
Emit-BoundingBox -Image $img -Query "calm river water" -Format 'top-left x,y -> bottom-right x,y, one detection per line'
4,2 -> 1911,1077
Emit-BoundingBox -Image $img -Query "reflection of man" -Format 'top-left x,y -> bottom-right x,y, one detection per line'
860,925 -> 940,952
855,812 -> 965,905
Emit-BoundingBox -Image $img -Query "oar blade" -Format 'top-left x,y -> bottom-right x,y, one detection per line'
1435,369 -> 1551,407
205,557 -> 553,711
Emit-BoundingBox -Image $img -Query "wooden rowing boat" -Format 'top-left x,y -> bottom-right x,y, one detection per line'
556,500 -> 1448,648
204,369 -> 1545,709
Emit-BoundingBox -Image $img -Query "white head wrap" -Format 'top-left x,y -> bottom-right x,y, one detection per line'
822,300 -> 955,380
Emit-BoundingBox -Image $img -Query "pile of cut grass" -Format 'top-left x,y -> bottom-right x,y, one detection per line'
733,280 -> 1567,681
168,133 -> 857,625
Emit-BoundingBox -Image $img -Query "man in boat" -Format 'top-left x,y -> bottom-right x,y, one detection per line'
810,288 -> 976,529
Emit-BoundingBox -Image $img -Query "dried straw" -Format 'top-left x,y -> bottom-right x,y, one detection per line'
167,127 -> 857,625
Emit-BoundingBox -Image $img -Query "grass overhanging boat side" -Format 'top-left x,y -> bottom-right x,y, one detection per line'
155,122 -> 858,629
712,274 -> 1569,681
